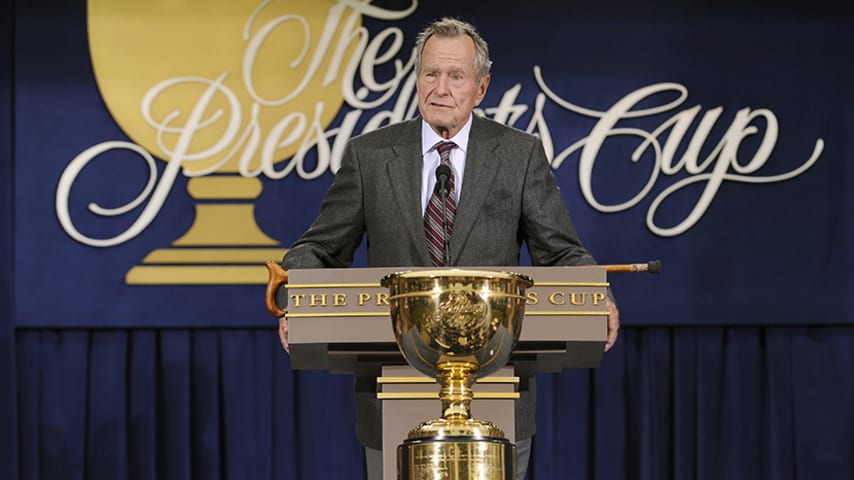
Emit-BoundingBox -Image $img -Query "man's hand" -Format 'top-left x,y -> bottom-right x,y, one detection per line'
278,316 -> 289,353
605,299 -> 620,352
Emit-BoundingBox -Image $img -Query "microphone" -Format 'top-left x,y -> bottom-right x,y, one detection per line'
435,164 -> 452,197
434,164 -> 452,266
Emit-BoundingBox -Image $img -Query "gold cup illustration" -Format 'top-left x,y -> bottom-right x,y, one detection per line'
86,0 -> 358,284
382,269 -> 534,479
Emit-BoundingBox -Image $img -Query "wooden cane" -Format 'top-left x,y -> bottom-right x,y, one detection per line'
601,260 -> 662,274
265,259 -> 661,318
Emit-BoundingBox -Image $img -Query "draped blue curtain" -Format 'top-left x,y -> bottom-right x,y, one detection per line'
9,327 -> 853,479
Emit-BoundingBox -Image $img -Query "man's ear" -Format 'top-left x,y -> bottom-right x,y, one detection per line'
475,74 -> 491,105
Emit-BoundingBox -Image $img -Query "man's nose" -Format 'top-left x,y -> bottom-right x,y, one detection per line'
435,74 -> 450,94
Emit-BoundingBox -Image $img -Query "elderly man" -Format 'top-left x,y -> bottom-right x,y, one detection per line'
280,17 -> 619,480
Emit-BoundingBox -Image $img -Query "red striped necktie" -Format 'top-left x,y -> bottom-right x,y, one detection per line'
424,141 -> 457,266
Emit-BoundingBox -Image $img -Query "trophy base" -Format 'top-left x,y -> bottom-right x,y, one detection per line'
398,436 -> 515,480
125,247 -> 287,285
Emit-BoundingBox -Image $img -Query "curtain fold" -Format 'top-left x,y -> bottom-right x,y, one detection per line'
11,326 -> 853,479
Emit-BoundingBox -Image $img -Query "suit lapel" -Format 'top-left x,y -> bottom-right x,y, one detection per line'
386,119 -> 433,265
450,116 -> 501,265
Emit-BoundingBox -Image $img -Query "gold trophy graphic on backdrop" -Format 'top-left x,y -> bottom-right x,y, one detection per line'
86,0 -> 357,284
382,269 -> 534,480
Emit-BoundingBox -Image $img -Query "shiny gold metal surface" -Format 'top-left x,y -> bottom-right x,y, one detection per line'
398,437 -> 515,480
381,269 -> 533,479
382,269 -> 533,380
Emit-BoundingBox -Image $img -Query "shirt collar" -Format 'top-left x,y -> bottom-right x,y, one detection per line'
421,114 -> 473,157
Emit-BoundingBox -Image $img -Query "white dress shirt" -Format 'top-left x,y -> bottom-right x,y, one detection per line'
420,114 -> 473,214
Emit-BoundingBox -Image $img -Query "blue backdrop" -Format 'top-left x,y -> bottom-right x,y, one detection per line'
3,0 -> 853,479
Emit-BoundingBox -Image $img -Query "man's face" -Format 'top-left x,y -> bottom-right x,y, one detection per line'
416,35 -> 490,139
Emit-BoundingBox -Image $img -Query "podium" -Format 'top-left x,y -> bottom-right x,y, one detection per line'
267,264 -> 633,479
282,266 -> 610,372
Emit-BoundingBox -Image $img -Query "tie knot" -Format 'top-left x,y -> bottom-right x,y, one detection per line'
435,141 -> 456,162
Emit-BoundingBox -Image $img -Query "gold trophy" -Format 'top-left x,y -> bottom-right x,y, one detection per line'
381,269 -> 534,480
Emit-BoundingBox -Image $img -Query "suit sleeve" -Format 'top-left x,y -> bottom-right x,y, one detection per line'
281,141 -> 366,270
521,139 -> 597,267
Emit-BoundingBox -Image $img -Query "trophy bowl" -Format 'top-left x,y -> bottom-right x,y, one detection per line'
382,269 -> 533,379
381,269 -> 534,480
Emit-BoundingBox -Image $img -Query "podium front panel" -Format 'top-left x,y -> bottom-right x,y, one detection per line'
286,266 -> 609,372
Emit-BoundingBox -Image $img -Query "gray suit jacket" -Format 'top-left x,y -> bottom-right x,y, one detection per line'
283,114 -> 597,448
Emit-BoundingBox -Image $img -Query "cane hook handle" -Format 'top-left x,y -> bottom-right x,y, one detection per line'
265,260 -> 288,318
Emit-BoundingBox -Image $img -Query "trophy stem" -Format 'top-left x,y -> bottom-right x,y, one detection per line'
437,361 -> 478,420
